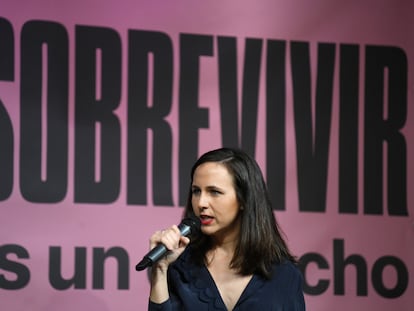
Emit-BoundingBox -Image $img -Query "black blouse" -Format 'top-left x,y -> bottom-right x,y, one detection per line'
148,248 -> 305,311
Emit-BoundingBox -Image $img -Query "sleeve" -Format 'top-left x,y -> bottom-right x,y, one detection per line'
147,263 -> 183,311
286,267 -> 306,311
148,299 -> 172,311
147,249 -> 195,311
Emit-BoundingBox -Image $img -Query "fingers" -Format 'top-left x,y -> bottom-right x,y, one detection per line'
148,225 -> 189,268
179,236 -> 190,247
150,225 -> 182,251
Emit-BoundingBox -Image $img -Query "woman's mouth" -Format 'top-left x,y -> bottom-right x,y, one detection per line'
200,215 -> 214,225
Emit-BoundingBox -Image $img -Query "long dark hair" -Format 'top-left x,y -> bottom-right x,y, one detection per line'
184,147 -> 296,279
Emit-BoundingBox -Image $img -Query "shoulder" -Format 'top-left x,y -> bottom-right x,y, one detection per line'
274,260 -> 302,277
238,260 -> 305,309
269,260 -> 304,290
266,260 -> 305,308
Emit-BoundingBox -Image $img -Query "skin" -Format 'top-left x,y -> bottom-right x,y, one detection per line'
149,162 -> 250,310
191,162 -> 242,245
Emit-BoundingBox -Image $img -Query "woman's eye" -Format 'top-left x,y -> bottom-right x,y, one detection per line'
210,189 -> 221,195
192,188 -> 201,195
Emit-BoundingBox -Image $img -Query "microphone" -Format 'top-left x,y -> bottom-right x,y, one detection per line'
135,216 -> 201,271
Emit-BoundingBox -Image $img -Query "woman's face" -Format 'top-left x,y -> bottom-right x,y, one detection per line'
191,162 -> 242,241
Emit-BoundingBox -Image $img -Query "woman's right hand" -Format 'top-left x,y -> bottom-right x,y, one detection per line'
149,225 -> 189,304
149,225 -> 190,271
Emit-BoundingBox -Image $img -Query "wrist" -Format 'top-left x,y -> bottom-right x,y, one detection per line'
149,265 -> 170,304
152,262 -> 169,274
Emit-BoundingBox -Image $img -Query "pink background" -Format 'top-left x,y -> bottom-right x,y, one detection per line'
1,0 -> 413,310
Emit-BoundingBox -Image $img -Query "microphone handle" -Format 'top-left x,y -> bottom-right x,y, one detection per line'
135,223 -> 191,271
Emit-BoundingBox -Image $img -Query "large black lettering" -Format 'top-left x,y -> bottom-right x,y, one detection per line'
217,36 -> 238,148
300,242 -> 409,298
298,252 -> 330,295
291,42 -> 335,212
74,26 -> 121,203
338,44 -> 359,214
364,45 -> 407,215
127,30 -> 174,206
334,239 -> 368,296
0,17 -> 14,201
240,38 -> 262,156
20,21 -> 69,202
371,255 -> 408,298
178,34 -> 212,205
49,246 -> 86,290
266,40 -> 286,210
0,244 -> 30,290
217,37 -> 262,156
0,18 -> 14,81
92,247 -> 129,289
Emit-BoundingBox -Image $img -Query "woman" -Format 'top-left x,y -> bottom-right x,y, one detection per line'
148,147 -> 305,310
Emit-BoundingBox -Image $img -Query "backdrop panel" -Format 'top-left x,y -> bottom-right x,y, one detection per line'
1,1 -> 413,310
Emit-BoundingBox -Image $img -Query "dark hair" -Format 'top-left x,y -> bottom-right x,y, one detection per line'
184,147 -> 296,279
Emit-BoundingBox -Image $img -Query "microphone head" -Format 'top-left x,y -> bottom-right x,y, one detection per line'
180,216 -> 201,236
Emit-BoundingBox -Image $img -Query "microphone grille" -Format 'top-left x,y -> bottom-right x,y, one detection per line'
181,216 -> 201,233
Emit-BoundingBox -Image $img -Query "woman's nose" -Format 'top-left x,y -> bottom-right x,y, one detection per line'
197,192 -> 209,209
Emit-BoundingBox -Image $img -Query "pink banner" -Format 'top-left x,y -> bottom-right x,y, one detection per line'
1,1 -> 413,310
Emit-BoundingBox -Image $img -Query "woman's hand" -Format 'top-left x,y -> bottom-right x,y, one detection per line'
149,225 -> 190,271
149,225 -> 190,304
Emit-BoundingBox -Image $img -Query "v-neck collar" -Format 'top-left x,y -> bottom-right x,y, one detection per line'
174,248 -> 268,310
200,264 -> 265,310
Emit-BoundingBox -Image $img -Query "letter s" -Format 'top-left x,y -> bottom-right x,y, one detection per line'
0,244 -> 30,289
